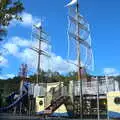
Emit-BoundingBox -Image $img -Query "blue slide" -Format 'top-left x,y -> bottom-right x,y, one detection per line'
0,92 -> 28,112
7,92 -> 18,99
0,82 -> 30,112
6,91 -> 19,104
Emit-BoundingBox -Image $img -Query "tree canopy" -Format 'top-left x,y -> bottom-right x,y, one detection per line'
0,0 -> 24,40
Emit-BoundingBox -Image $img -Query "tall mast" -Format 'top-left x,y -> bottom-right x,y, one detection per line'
37,26 -> 42,84
31,23 -> 50,84
76,1 -> 83,119
67,0 -> 93,118
76,1 -> 81,81
66,0 -> 90,118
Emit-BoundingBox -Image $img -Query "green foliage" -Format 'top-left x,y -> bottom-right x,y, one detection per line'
0,76 -> 20,96
0,76 -> 21,107
0,0 -> 24,40
29,71 -> 66,83
0,0 -> 24,26
66,71 -> 77,81
0,89 -> 3,107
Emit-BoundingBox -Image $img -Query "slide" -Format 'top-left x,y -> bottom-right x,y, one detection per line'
6,91 -> 19,104
37,96 -> 69,116
0,92 -> 27,112
0,82 -> 29,112
7,92 -> 18,99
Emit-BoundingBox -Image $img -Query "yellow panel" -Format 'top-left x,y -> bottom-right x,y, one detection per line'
47,82 -> 60,92
54,104 -> 67,113
35,97 -> 44,112
107,91 -> 120,113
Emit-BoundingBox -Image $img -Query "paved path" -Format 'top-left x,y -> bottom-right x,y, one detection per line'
0,113 -> 114,120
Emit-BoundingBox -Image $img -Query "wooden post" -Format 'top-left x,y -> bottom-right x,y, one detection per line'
97,77 -> 100,120
76,2 -> 83,119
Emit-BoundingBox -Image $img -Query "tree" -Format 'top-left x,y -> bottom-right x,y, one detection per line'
0,0 -> 24,40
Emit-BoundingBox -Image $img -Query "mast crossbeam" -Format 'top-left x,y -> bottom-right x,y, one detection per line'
69,32 -> 91,49
30,47 -> 50,57
32,34 -> 49,44
69,15 -> 89,32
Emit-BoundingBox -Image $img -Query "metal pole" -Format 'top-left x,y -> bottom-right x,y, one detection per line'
36,27 -> 42,84
105,76 -> 110,120
28,95 -> 31,115
13,106 -> 17,115
113,76 -> 116,91
97,77 -> 100,120
76,2 -> 83,119
19,78 -> 23,115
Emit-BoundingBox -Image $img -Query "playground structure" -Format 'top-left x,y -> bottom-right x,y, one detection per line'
1,0 -> 120,119
0,73 -> 120,119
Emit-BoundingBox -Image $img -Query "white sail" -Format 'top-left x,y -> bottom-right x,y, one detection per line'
65,0 -> 77,7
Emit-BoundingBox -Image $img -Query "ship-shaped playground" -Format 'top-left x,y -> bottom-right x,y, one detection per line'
0,0 -> 120,119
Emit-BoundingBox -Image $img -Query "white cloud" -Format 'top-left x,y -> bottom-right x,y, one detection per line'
3,43 -> 19,55
51,54 -> 76,73
11,36 -> 31,47
103,68 -> 119,76
11,12 -> 41,27
0,56 -> 8,67
19,47 -> 76,74
0,74 -> 15,79
10,12 -> 41,28
19,48 -> 37,69
1,36 -> 77,74
21,12 -> 33,26
2,36 -> 32,56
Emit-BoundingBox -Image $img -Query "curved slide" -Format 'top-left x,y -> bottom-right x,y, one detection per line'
0,92 -> 27,112
0,82 -> 29,113
7,92 -> 18,99
6,91 -> 19,104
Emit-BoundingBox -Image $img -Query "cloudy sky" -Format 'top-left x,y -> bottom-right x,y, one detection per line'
0,0 -> 120,79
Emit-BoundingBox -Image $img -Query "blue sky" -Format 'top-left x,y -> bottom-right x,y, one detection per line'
0,0 -> 120,79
